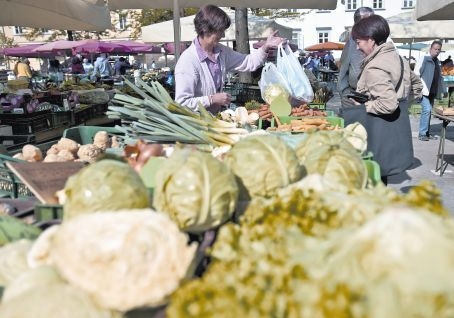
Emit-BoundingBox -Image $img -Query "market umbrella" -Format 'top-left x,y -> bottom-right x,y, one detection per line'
304,41 -> 345,51
32,40 -> 79,54
107,0 -> 337,61
395,43 -> 430,51
0,0 -> 111,31
72,40 -> 133,54
110,40 -> 162,53
416,0 -> 454,21
3,44 -> 57,58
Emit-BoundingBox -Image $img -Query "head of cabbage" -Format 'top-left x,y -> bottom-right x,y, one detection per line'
153,148 -> 239,234
295,131 -> 367,190
224,135 -> 306,200
61,159 -> 150,220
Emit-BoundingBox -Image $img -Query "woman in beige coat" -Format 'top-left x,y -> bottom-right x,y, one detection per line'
343,15 -> 422,184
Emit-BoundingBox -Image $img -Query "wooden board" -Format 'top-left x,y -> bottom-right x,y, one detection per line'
434,107 -> 454,116
6,162 -> 86,204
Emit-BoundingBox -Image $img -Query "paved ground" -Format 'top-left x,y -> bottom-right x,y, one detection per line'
326,91 -> 454,214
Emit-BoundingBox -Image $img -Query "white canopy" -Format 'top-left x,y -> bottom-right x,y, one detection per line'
108,0 -> 336,10
0,0 -> 111,31
388,11 -> 454,42
416,0 -> 454,21
108,0 -> 337,61
141,13 -> 294,43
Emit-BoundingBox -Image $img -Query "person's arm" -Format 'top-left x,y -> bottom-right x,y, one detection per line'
363,67 -> 399,115
413,57 -> 429,96
225,31 -> 285,72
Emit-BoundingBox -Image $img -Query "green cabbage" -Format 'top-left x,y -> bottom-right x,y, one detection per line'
224,135 -> 306,200
153,149 -> 239,234
62,159 -> 150,220
295,130 -> 367,190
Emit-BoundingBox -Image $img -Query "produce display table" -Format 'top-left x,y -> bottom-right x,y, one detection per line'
432,111 -> 454,176
443,76 -> 454,108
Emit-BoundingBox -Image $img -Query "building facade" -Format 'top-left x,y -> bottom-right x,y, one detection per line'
276,0 -> 416,55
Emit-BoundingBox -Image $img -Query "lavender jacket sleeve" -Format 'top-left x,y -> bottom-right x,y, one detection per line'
175,41 -> 267,112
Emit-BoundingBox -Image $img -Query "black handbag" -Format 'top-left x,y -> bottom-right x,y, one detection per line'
347,91 -> 369,103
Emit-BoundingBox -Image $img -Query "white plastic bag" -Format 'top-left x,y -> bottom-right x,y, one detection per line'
258,62 -> 292,104
276,43 -> 314,103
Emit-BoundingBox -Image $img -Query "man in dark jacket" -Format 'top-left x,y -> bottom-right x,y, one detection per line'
414,40 -> 443,141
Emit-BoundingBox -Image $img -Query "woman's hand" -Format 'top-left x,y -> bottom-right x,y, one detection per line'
211,92 -> 231,106
262,31 -> 287,52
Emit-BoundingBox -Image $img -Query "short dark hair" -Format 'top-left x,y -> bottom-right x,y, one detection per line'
353,7 -> 374,24
431,40 -> 443,48
351,15 -> 389,46
194,5 -> 231,37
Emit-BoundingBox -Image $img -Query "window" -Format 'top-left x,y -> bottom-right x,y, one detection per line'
373,0 -> 384,9
346,0 -> 358,10
118,14 -> 127,30
14,26 -> 23,35
318,31 -> 329,43
316,27 -> 331,43
41,28 -> 50,34
403,0 -> 414,8
287,9 -> 298,13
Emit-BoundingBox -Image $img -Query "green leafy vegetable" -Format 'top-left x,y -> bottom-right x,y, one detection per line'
295,130 -> 367,190
224,134 -> 306,200
153,148 -> 239,234
62,159 -> 150,220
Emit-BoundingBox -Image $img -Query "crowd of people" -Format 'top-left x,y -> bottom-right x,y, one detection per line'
22,53 -> 147,84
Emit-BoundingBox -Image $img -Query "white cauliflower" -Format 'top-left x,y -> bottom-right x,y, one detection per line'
28,210 -> 198,311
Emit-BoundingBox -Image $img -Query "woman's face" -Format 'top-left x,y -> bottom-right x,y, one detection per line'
356,38 -> 376,56
201,31 -> 225,47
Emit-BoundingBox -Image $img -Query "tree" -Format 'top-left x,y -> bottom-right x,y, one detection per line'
235,8 -> 252,83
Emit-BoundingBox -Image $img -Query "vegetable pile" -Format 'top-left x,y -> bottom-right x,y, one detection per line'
108,78 -> 249,146
167,180 -> 451,317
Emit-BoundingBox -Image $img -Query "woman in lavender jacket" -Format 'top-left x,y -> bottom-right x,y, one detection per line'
175,5 -> 286,114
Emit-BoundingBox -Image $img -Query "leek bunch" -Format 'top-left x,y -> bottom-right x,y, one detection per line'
107,78 -> 248,146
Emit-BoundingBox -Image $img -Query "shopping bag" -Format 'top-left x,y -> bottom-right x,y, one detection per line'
258,62 -> 292,104
276,43 -> 314,103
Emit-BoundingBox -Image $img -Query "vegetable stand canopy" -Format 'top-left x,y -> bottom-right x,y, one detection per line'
0,0 -> 111,31
108,0 -> 337,63
141,13 -> 293,43
387,11 -> 454,42
1,40 -> 159,57
416,0 -> 454,21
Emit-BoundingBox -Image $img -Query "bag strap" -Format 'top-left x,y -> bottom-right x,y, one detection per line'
395,55 -> 404,92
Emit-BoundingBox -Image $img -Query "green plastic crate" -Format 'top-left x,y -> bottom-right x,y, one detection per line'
363,159 -> 381,186
62,126 -> 124,145
271,116 -> 344,128
0,154 -> 34,198
308,103 -> 326,110
34,204 -> 63,222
